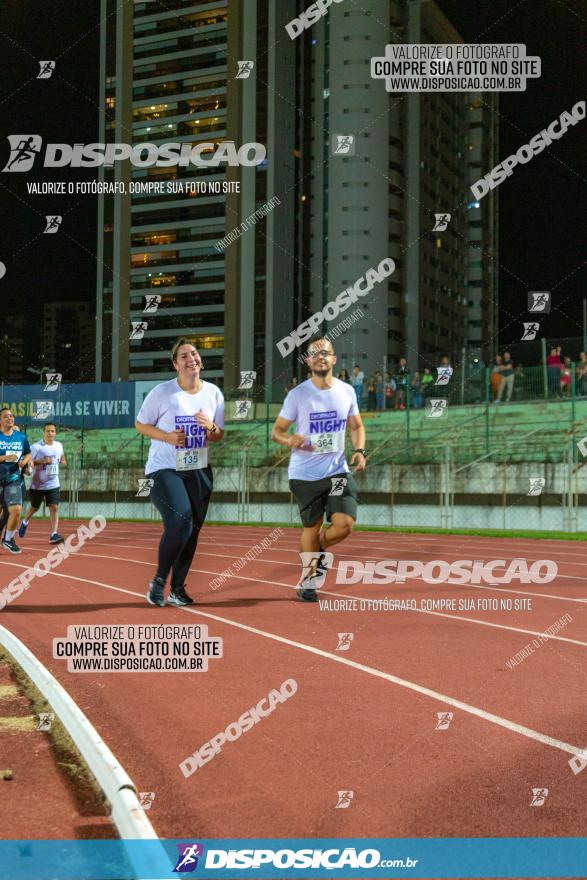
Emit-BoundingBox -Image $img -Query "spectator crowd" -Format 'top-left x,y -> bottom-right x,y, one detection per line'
284,346 -> 587,412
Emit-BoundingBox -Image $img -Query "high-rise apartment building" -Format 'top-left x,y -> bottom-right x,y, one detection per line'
97,0 -> 497,390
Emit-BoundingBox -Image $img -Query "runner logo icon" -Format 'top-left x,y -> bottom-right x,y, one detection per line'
333,134 -> 355,155
435,712 -> 453,730
3,135 -> 42,172
336,632 -> 353,651
37,61 -> 55,79
335,790 -> 354,809
44,215 -> 62,234
530,788 -> 548,806
433,213 -> 451,231
329,477 -> 347,496
173,843 -> 205,872
528,291 -> 551,313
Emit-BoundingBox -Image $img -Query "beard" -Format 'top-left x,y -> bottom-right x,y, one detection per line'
311,366 -> 330,377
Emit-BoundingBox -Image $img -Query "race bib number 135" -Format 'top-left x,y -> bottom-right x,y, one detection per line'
176,447 -> 208,471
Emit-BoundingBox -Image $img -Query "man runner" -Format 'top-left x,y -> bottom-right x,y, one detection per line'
272,338 -> 366,601
0,408 -> 32,554
19,422 -> 67,544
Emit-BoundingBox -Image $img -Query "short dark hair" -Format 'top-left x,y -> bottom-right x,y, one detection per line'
44,422 -> 57,430
305,336 -> 334,357
0,407 -> 12,415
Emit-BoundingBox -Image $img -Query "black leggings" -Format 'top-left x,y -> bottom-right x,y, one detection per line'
149,467 -> 213,589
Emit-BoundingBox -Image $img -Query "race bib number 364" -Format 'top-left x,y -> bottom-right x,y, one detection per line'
311,433 -> 344,454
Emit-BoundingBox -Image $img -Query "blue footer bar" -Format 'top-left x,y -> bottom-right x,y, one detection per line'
0,838 -> 584,879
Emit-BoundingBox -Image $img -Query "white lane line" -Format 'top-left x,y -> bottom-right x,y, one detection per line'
21,535 -> 587,585
8,551 -> 586,649
0,563 -> 583,759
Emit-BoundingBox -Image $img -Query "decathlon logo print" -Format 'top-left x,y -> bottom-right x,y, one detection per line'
527,477 -> 545,496
130,321 -> 148,340
434,366 -> 453,386
32,400 -> 54,420
136,478 -> 154,497
44,372 -> 62,391
44,215 -> 62,234
530,788 -> 548,806
37,61 -> 55,79
329,476 -> 347,496
333,134 -> 355,155
143,294 -> 161,313
173,843 -> 205,872
528,291 -> 551,313
3,135 -> 42,172
37,712 -> 54,731
336,632 -> 354,651
433,213 -> 451,231
435,712 -> 453,730
335,790 -> 353,809
238,370 -> 256,389
235,61 -> 254,79
426,398 -> 447,418
137,791 -> 156,810
233,400 -> 252,419
521,322 -> 539,341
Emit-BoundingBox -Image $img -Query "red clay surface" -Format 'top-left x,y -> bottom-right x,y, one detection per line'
1,521 -> 586,850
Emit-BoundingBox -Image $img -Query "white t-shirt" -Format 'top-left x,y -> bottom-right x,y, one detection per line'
136,379 -> 225,476
279,378 -> 359,480
30,440 -> 64,490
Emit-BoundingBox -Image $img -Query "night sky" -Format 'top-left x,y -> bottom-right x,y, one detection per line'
1,0 -> 585,373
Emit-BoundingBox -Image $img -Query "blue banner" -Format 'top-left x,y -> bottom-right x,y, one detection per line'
0,382 -> 135,429
0,838 -> 585,879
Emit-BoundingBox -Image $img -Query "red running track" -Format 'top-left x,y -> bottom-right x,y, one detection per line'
1,521 -> 587,842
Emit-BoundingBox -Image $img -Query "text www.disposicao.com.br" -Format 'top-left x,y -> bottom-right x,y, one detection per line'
70,657 -> 201,671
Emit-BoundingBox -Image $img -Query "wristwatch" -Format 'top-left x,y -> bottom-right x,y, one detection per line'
209,423 -> 218,435
354,448 -> 366,457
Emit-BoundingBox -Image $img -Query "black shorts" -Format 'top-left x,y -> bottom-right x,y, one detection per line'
29,487 -> 60,508
289,472 -> 358,527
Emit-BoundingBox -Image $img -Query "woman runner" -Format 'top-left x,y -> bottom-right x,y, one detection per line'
135,339 -> 224,607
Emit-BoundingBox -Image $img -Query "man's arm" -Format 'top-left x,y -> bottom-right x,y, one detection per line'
271,416 -> 307,449
347,413 -> 366,472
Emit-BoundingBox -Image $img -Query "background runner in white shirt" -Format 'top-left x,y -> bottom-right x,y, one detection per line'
272,337 -> 366,600
19,423 -> 67,544
135,338 -> 224,607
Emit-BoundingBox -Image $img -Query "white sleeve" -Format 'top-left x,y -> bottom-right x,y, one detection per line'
214,389 -> 225,429
279,389 -> 298,423
136,385 -> 162,426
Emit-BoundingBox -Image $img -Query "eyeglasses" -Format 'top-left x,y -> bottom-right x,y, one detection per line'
308,349 -> 333,358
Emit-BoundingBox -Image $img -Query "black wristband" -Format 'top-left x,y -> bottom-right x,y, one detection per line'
354,448 -> 366,457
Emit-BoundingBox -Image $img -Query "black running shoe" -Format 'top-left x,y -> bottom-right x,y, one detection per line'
146,576 -> 165,607
168,585 -> 195,606
297,584 -> 319,602
2,538 -> 22,555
